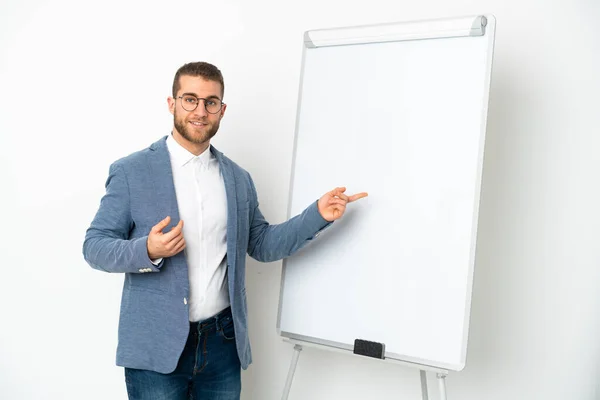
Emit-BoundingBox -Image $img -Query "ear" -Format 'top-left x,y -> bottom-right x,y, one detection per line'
167,97 -> 175,115
220,103 -> 227,118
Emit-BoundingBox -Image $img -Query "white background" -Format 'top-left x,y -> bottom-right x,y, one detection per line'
1,1 -> 599,399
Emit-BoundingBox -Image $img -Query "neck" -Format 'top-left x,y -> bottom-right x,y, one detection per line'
171,129 -> 210,156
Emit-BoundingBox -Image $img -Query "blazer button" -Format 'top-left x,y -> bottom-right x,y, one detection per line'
184,298 -> 187,305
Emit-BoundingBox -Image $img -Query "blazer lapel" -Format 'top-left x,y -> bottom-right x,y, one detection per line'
148,136 -> 180,224
212,146 -> 238,289
147,137 -> 186,279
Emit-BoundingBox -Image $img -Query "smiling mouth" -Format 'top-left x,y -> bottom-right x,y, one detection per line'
189,121 -> 207,127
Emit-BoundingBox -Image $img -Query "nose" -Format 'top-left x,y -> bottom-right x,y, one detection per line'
193,100 -> 209,117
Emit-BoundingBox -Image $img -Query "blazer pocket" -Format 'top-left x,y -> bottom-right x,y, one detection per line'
127,272 -> 167,294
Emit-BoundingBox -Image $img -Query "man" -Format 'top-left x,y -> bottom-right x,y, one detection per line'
83,61 -> 367,400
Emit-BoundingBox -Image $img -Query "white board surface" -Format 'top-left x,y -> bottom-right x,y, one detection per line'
278,15 -> 496,371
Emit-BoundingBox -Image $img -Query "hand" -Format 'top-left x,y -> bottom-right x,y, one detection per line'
147,216 -> 186,259
317,187 -> 368,222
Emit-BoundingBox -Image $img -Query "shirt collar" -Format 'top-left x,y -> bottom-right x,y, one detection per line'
166,133 -> 212,167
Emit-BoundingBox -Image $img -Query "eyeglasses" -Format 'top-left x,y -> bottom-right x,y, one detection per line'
176,95 -> 224,114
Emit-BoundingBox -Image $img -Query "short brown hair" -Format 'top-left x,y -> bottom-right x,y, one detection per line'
172,62 -> 225,98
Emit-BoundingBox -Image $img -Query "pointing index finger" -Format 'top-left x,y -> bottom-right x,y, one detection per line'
348,192 -> 369,202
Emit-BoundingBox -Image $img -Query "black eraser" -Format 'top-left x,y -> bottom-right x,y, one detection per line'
353,339 -> 385,359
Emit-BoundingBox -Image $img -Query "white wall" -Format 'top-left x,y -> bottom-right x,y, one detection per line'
1,1 -> 599,399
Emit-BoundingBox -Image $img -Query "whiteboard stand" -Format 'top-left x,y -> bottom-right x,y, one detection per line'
420,370 -> 429,400
281,344 -> 303,400
278,13 -> 496,400
281,339 -> 450,400
436,372 -> 448,400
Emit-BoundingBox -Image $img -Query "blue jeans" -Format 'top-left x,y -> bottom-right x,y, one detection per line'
125,307 -> 241,400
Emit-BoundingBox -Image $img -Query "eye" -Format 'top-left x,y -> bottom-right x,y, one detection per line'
183,96 -> 197,104
206,100 -> 217,106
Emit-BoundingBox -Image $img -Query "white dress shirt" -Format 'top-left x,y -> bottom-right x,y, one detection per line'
166,134 -> 229,322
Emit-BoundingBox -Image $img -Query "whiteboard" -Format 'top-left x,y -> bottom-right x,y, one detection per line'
277,15 -> 496,371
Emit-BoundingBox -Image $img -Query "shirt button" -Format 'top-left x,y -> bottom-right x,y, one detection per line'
183,298 -> 187,305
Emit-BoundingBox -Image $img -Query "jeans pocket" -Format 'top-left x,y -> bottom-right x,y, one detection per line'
220,315 -> 236,341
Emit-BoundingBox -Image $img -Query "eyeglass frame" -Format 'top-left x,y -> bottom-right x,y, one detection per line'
175,94 -> 225,114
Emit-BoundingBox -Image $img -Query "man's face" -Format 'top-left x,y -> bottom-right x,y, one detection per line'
168,75 -> 226,148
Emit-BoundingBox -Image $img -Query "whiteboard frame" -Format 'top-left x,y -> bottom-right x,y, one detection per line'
277,14 -> 496,372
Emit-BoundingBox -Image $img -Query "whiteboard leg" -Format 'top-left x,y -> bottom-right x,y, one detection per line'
282,344 -> 303,400
437,373 -> 448,400
420,370 -> 429,400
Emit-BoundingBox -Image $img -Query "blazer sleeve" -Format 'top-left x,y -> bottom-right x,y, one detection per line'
246,175 -> 332,263
82,163 -> 162,273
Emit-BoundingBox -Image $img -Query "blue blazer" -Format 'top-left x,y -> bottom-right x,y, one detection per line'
83,136 -> 329,373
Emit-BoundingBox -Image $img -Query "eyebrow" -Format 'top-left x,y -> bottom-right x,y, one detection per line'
181,92 -> 222,100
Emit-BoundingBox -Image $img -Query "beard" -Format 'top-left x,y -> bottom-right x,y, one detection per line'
173,110 -> 220,145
